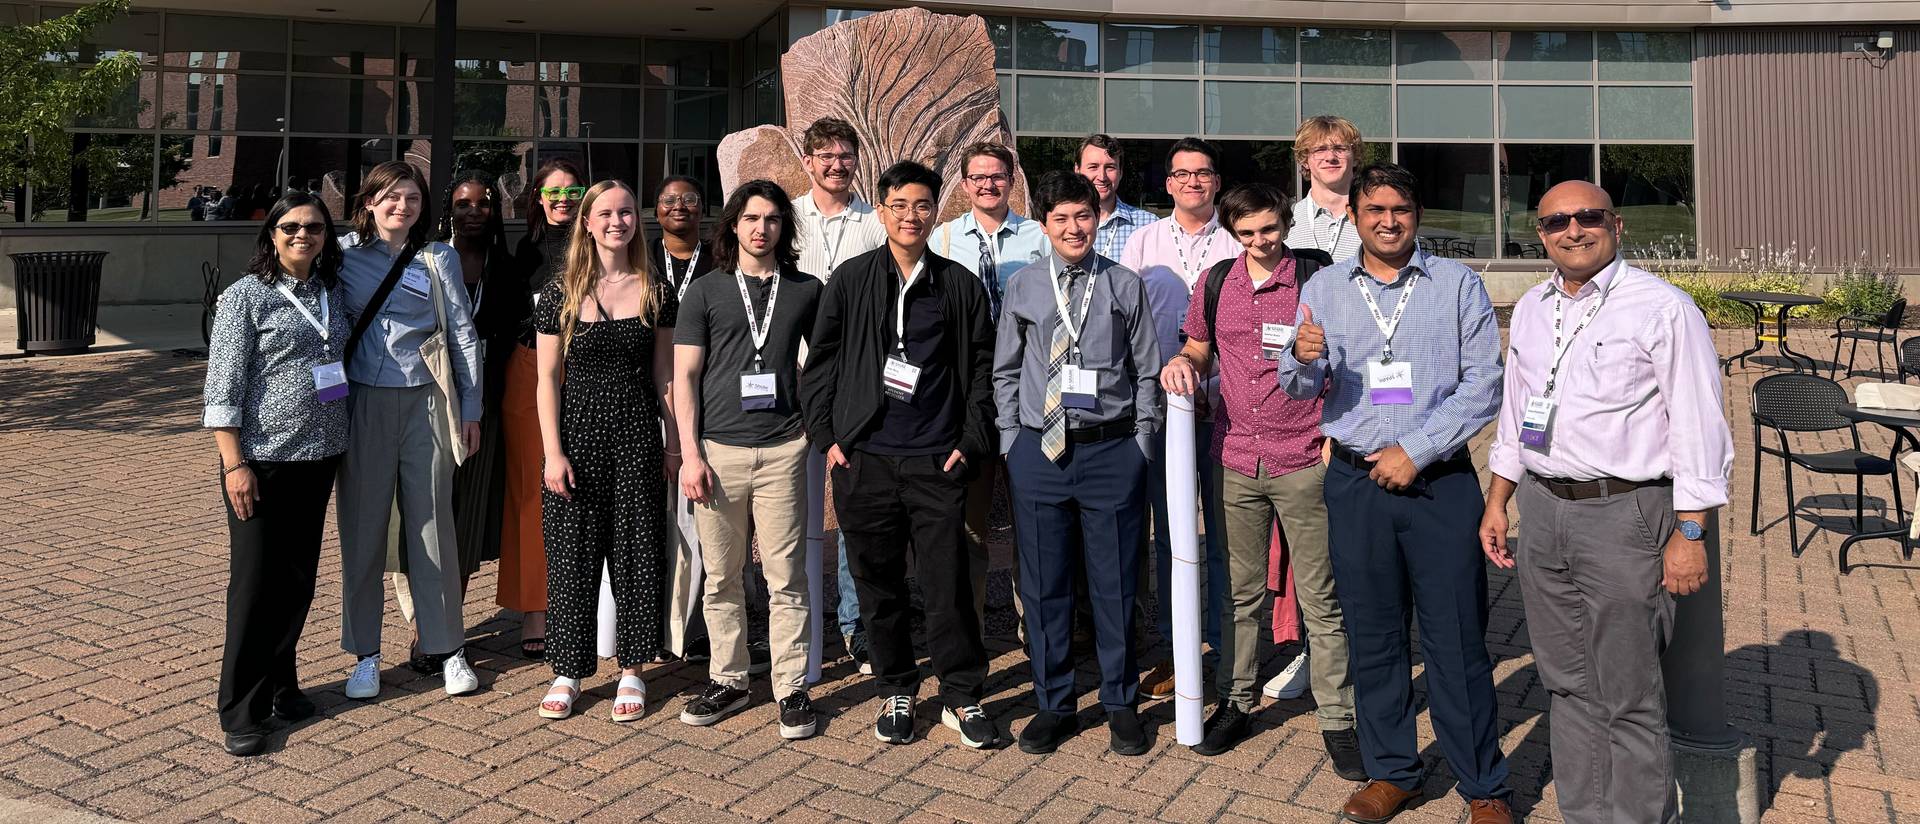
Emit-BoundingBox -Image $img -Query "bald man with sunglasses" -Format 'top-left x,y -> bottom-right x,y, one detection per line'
1480,181 -> 1733,824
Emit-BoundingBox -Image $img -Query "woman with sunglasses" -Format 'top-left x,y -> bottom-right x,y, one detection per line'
336,160 -> 484,700
498,158 -> 586,659
204,192 -> 350,756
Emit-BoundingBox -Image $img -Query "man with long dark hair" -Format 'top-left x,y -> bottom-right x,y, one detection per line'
671,180 -> 823,739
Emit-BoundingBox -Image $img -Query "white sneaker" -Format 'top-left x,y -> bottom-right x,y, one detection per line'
1262,651 -> 1311,700
442,650 -> 479,696
345,654 -> 381,699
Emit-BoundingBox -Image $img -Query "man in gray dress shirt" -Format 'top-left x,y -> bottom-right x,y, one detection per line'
993,171 -> 1161,756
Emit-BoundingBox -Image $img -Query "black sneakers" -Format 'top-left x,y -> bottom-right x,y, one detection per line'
1017,710 -> 1080,754
778,691 -> 818,740
1191,704 -> 1253,756
940,704 -> 1000,749
1323,728 -> 1368,781
1107,707 -> 1150,756
679,681 -> 750,726
874,695 -> 915,744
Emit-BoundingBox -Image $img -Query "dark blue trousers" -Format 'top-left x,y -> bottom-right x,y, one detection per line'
1007,429 -> 1145,713
1323,457 -> 1510,801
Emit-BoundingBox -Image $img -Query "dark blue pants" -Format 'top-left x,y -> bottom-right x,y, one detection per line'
1007,429 -> 1145,713
1323,457 -> 1510,801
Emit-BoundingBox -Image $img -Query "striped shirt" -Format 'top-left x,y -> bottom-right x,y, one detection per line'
1094,200 -> 1159,263
792,192 -> 888,282
1285,193 -> 1362,263
1276,250 -> 1503,470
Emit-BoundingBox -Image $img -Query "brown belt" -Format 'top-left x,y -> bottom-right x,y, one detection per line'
1531,474 -> 1671,501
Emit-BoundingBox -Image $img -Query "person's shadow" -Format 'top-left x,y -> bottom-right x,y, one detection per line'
1729,629 -> 1879,813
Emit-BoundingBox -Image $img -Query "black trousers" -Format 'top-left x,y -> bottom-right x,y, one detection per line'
218,456 -> 340,734
833,450 -> 987,706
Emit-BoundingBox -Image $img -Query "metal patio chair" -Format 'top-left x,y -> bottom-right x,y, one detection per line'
1750,373 -> 1898,555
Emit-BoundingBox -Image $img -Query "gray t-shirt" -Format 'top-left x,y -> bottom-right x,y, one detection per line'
674,267 -> 821,447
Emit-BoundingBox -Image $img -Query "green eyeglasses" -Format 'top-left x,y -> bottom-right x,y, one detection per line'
540,186 -> 586,201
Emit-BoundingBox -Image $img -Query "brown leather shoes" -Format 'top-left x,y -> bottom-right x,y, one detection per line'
1140,660 -> 1176,700
1467,798 -> 1514,824
1341,780 -> 1420,823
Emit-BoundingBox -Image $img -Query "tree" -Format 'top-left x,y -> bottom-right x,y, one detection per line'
0,0 -> 142,193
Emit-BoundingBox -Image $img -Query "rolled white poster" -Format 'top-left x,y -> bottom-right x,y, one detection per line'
669,490 -> 705,656
596,560 -> 617,658
1166,393 -> 1204,746
805,450 -> 826,683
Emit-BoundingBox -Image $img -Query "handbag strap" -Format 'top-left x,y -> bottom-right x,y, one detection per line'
343,240 -> 419,366
423,246 -> 448,333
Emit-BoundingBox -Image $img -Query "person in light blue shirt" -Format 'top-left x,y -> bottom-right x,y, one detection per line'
332,160 -> 486,704
930,142 -> 1049,320
1075,134 -> 1159,263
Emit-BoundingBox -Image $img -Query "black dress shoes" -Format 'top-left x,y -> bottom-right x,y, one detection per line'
1107,707 -> 1151,756
1017,710 -> 1081,754
224,729 -> 269,757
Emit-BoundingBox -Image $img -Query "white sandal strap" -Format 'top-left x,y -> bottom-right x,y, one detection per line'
613,675 -> 646,706
543,677 -> 580,705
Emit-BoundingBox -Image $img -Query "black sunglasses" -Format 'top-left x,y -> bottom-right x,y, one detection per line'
1535,208 -> 1613,234
275,221 -> 328,237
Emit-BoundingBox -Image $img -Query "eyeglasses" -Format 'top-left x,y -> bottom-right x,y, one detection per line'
1168,169 -> 1219,184
1307,144 -> 1355,157
881,202 -> 935,218
810,152 -> 857,166
658,194 -> 702,208
964,173 -> 1012,187
1535,208 -> 1614,234
540,186 -> 586,200
275,221 -> 327,237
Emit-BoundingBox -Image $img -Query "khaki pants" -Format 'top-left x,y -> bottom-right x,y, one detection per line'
694,436 -> 810,699
1214,460 -> 1354,727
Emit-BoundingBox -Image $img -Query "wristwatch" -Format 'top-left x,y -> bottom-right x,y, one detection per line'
1676,520 -> 1704,541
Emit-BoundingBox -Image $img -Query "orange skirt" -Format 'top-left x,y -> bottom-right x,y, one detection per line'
496,343 -> 547,612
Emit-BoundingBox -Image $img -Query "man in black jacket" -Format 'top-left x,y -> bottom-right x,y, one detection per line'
802,161 -> 1000,749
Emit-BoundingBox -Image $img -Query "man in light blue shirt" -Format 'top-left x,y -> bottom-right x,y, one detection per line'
1076,134 -> 1159,263
931,142 -> 1048,319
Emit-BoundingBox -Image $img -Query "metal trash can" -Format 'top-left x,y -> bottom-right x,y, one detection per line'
9,250 -> 107,355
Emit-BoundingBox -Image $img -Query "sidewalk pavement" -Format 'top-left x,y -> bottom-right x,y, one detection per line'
1,304 -> 206,359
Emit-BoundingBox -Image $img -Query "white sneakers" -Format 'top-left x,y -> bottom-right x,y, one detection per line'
1262,651 -> 1311,700
346,654 -> 382,699
442,650 -> 479,696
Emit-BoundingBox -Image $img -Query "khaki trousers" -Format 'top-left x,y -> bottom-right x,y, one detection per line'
694,436 -> 811,699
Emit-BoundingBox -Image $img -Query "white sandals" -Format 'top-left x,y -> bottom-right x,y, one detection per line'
611,675 -> 647,722
538,677 -> 581,720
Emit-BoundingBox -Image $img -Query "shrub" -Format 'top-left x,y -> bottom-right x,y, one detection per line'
1821,255 -> 1903,322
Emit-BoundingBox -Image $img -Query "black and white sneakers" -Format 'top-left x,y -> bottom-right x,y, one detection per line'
874,695 -> 915,744
679,681 -> 750,726
940,704 -> 1000,749
778,691 -> 818,740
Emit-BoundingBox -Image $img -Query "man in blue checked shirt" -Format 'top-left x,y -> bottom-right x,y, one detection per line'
1277,163 -> 1513,824
1076,134 -> 1158,263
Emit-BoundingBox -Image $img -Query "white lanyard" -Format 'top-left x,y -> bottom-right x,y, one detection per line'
1544,283 -> 1608,397
1048,255 -> 1100,359
1353,268 -> 1418,363
665,240 -> 701,301
818,211 -> 852,274
735,269 -> 780,364
276,280 -> 331,347
1310,206 -> 1348,255
1169,219 -> 1218,286
892,257 -> 928,354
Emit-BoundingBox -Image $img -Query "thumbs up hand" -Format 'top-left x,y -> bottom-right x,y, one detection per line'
1293,304 -> 1326,364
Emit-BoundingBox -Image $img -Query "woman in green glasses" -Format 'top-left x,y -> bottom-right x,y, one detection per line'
499,157 -> 588,659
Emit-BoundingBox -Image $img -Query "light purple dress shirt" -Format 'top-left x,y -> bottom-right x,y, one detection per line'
1487,258 -> 1734,510
1119,213 -> 1246,368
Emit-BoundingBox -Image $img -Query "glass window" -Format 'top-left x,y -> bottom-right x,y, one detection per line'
1016,19 -> 1099,72
823,9 -> 874,25
645,89 -> 726,140
398,27 -> 434,78
1397,143 -> 1495,259
1205,26 -> 1295,77
1396,85 -> 1492,139
1499,144 -> 1594,258
1215,140 -> 1299,197
286,136 -> 391,220
541,86 -> 639,139
1105,79 -> 1198,135
397,77 -> 430,135
541,35 -> 641,84
1205,81 -> 1297,137
42,7 -> 159,65
174,136 -> 286,222
997,74 -> 1012,125
75,69 -> 156,129
1012,136 -> 1082,184
290,77 -> 395,134
985,16 -> 1012,70
1114,138 -> 1178,211
541,141 -> 638,189
451,140 -> 536,218
749,17 -> 781,82
291,22 -> 394,75
456,31 -> 536,79
746,75 -> 780,128
29,133 -> 159,222
1598,87 -> 1691,140
1300,28 -> 1390,79
1499,86 -> 1593,140
163,14 -> 287,72
1017,76 -> 1096,133
1602,144 -> 1694,257
646,39 -> 728,87
444,82 -> 532,137
1500,31 -> 1593,81
161,72 -> 285,133
645,143 -> 723,206
1301,83 -> 1390,137
1599,31 -> 1691,82
1396,31 -> 1492,81
1104,24 -> 1198,75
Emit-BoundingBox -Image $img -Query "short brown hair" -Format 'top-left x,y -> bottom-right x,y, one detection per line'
802,117 -> 860,154
349,160 -> 432,247
960,142 -> 1014,171
1217,183 -> 1294,234
1292,116 -> 1365,167
1077,134 -> 1124,169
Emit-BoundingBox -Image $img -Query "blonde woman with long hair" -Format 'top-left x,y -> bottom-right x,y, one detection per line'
531,180 -> 681,720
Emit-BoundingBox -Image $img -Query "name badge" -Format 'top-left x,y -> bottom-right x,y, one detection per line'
1519,395 -> 1556,447
399,265 -> 431,297
1367,360 -> 1414,405
883,355 -> 921,402
313,361 -> 349,403
1062,366 -> 1099,409
1261,323 -> 1296,360
740,370 -> 777,411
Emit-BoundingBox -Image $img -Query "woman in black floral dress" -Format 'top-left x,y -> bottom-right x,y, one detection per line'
531,180 -> 681,721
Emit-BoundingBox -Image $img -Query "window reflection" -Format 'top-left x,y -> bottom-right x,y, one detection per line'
1397,143 -> 1495,259
1499,144 -> 1594,258
1602,144 -> 1694,258
282,138 -> 391,222
1016,19 -> 1099,72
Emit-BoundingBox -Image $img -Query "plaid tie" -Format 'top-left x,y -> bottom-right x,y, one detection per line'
976,235 -> 1000,318
1039,265 -> 1082,462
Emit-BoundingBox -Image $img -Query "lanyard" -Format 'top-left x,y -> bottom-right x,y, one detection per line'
276,281 -> 332,355
892,256 -> 928,354
1353,268 -> 1418,363
1309,205 -> 1349,255
665,240 -> 701,301
1169,219 -> 1218,286
818,211 -> 852,274
1048,255 -> 1100,359
1543,282 -> 1608,397
735,269 -> 780,366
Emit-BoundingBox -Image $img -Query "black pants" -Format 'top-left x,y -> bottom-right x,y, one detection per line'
833,450 -> 987,706
218,456 -> 340,734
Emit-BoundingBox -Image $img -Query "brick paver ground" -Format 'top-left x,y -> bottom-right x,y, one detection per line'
1,327 -> 1915,823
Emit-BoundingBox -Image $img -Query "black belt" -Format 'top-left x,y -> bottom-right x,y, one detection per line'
1328,440 -> 1471,475
1531,474 -> 1671,501
1031,418 -> 1136,445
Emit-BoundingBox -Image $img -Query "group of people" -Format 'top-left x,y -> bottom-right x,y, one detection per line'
204,111 -> 1734,824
